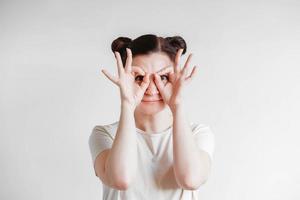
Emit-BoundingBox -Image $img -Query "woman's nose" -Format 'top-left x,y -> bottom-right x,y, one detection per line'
145,75 -> 159,95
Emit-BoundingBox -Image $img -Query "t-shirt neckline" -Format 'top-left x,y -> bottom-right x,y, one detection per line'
136,125 -> 172,137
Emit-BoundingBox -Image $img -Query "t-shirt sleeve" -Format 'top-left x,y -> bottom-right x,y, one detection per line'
191,123 -> 215,162
88,125 -> 114,167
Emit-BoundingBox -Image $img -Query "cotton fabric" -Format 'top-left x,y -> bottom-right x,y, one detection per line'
88,121 -> 215,200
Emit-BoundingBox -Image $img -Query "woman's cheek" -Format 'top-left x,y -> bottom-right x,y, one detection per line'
165,84 -> 172,92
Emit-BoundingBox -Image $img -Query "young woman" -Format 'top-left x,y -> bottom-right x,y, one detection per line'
88,34 -> 215,200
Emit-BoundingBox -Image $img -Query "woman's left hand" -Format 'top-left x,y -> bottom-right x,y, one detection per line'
154,48 -> 197,111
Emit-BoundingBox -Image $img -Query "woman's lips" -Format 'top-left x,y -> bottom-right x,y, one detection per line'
142,95 -> 163,102
142,99 -> 162,102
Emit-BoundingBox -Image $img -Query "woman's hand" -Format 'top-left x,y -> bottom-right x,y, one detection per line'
154,48 -> 197,111
101,48 -> 150,109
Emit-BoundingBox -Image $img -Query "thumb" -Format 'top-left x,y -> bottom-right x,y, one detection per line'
140,73 -> 150,92
154,73 -> 164,92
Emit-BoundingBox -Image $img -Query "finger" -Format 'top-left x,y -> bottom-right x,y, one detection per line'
182,53 -> 193,77
124,48 -> 132,73
174,48 -> 184,73
131,66 -> 145,76
114,51 -> 124,76
154,73 -> 164,92
101,69 -> 118,85
185,65 -> 197,83
169,72 -> 176,83
156,66 -> 174,75
140,73 -> 150,91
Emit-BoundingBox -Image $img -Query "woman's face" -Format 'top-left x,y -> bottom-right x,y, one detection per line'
132,52 -> 174,115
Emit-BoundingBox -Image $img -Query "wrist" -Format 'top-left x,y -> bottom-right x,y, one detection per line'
170,103 -> 184,114
121,101 -> 136,112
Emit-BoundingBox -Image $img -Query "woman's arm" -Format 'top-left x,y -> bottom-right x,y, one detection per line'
153,48 -> 210,190
171,104 -> 211,190
101,49 -> 150,190
104,102 -> 137,190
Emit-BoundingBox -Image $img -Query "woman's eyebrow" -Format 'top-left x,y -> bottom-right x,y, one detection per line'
156,66 -> 174,74
131,66 -> 146,75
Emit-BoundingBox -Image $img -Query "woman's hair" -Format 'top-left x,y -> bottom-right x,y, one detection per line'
111,34 -> 187,66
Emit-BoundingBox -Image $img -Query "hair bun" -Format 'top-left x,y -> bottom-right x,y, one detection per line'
111,37 -> 132,53
165,36 -> 187,54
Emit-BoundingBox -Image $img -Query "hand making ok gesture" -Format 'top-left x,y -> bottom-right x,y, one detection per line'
153,48 -> 197,111
101,48 -> 150,109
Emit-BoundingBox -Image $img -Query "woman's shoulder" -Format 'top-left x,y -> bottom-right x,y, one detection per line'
93,121 -> 119,129
91,121 -> 119,138
189,122 -> 213,134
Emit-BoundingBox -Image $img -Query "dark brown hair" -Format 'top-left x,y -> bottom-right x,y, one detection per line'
111,34 -> 187,66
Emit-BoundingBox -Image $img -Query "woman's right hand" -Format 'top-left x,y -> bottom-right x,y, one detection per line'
101,48 -> 150,109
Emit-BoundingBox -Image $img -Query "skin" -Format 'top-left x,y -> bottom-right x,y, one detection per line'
100,48 -> 211,190
132,52 -> 175,133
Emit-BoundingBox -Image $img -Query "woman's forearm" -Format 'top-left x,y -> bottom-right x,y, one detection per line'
171,104 -> 210,190
105,102 -> 138,187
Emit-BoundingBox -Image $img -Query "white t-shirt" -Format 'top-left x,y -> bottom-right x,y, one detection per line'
88,121 -> 215,200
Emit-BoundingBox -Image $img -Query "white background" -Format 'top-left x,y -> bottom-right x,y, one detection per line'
1,0 -> 300,199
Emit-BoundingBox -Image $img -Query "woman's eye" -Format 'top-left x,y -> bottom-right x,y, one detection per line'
160,75 -> 169,81
135,75 -> 144,81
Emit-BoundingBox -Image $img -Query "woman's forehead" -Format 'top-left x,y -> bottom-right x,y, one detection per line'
132,53 -> 174,73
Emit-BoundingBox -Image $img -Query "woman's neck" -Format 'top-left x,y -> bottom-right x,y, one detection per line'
134,108 -> 173,134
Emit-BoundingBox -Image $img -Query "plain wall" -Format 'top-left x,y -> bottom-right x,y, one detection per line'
1,0 -> 299,199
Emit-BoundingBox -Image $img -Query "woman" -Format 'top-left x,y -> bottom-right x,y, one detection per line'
88,34 -> 215,200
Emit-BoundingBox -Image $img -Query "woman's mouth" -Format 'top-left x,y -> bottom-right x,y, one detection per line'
142,95 -> 163,102
142,100 -> 162,102
142,98 -> 163,102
